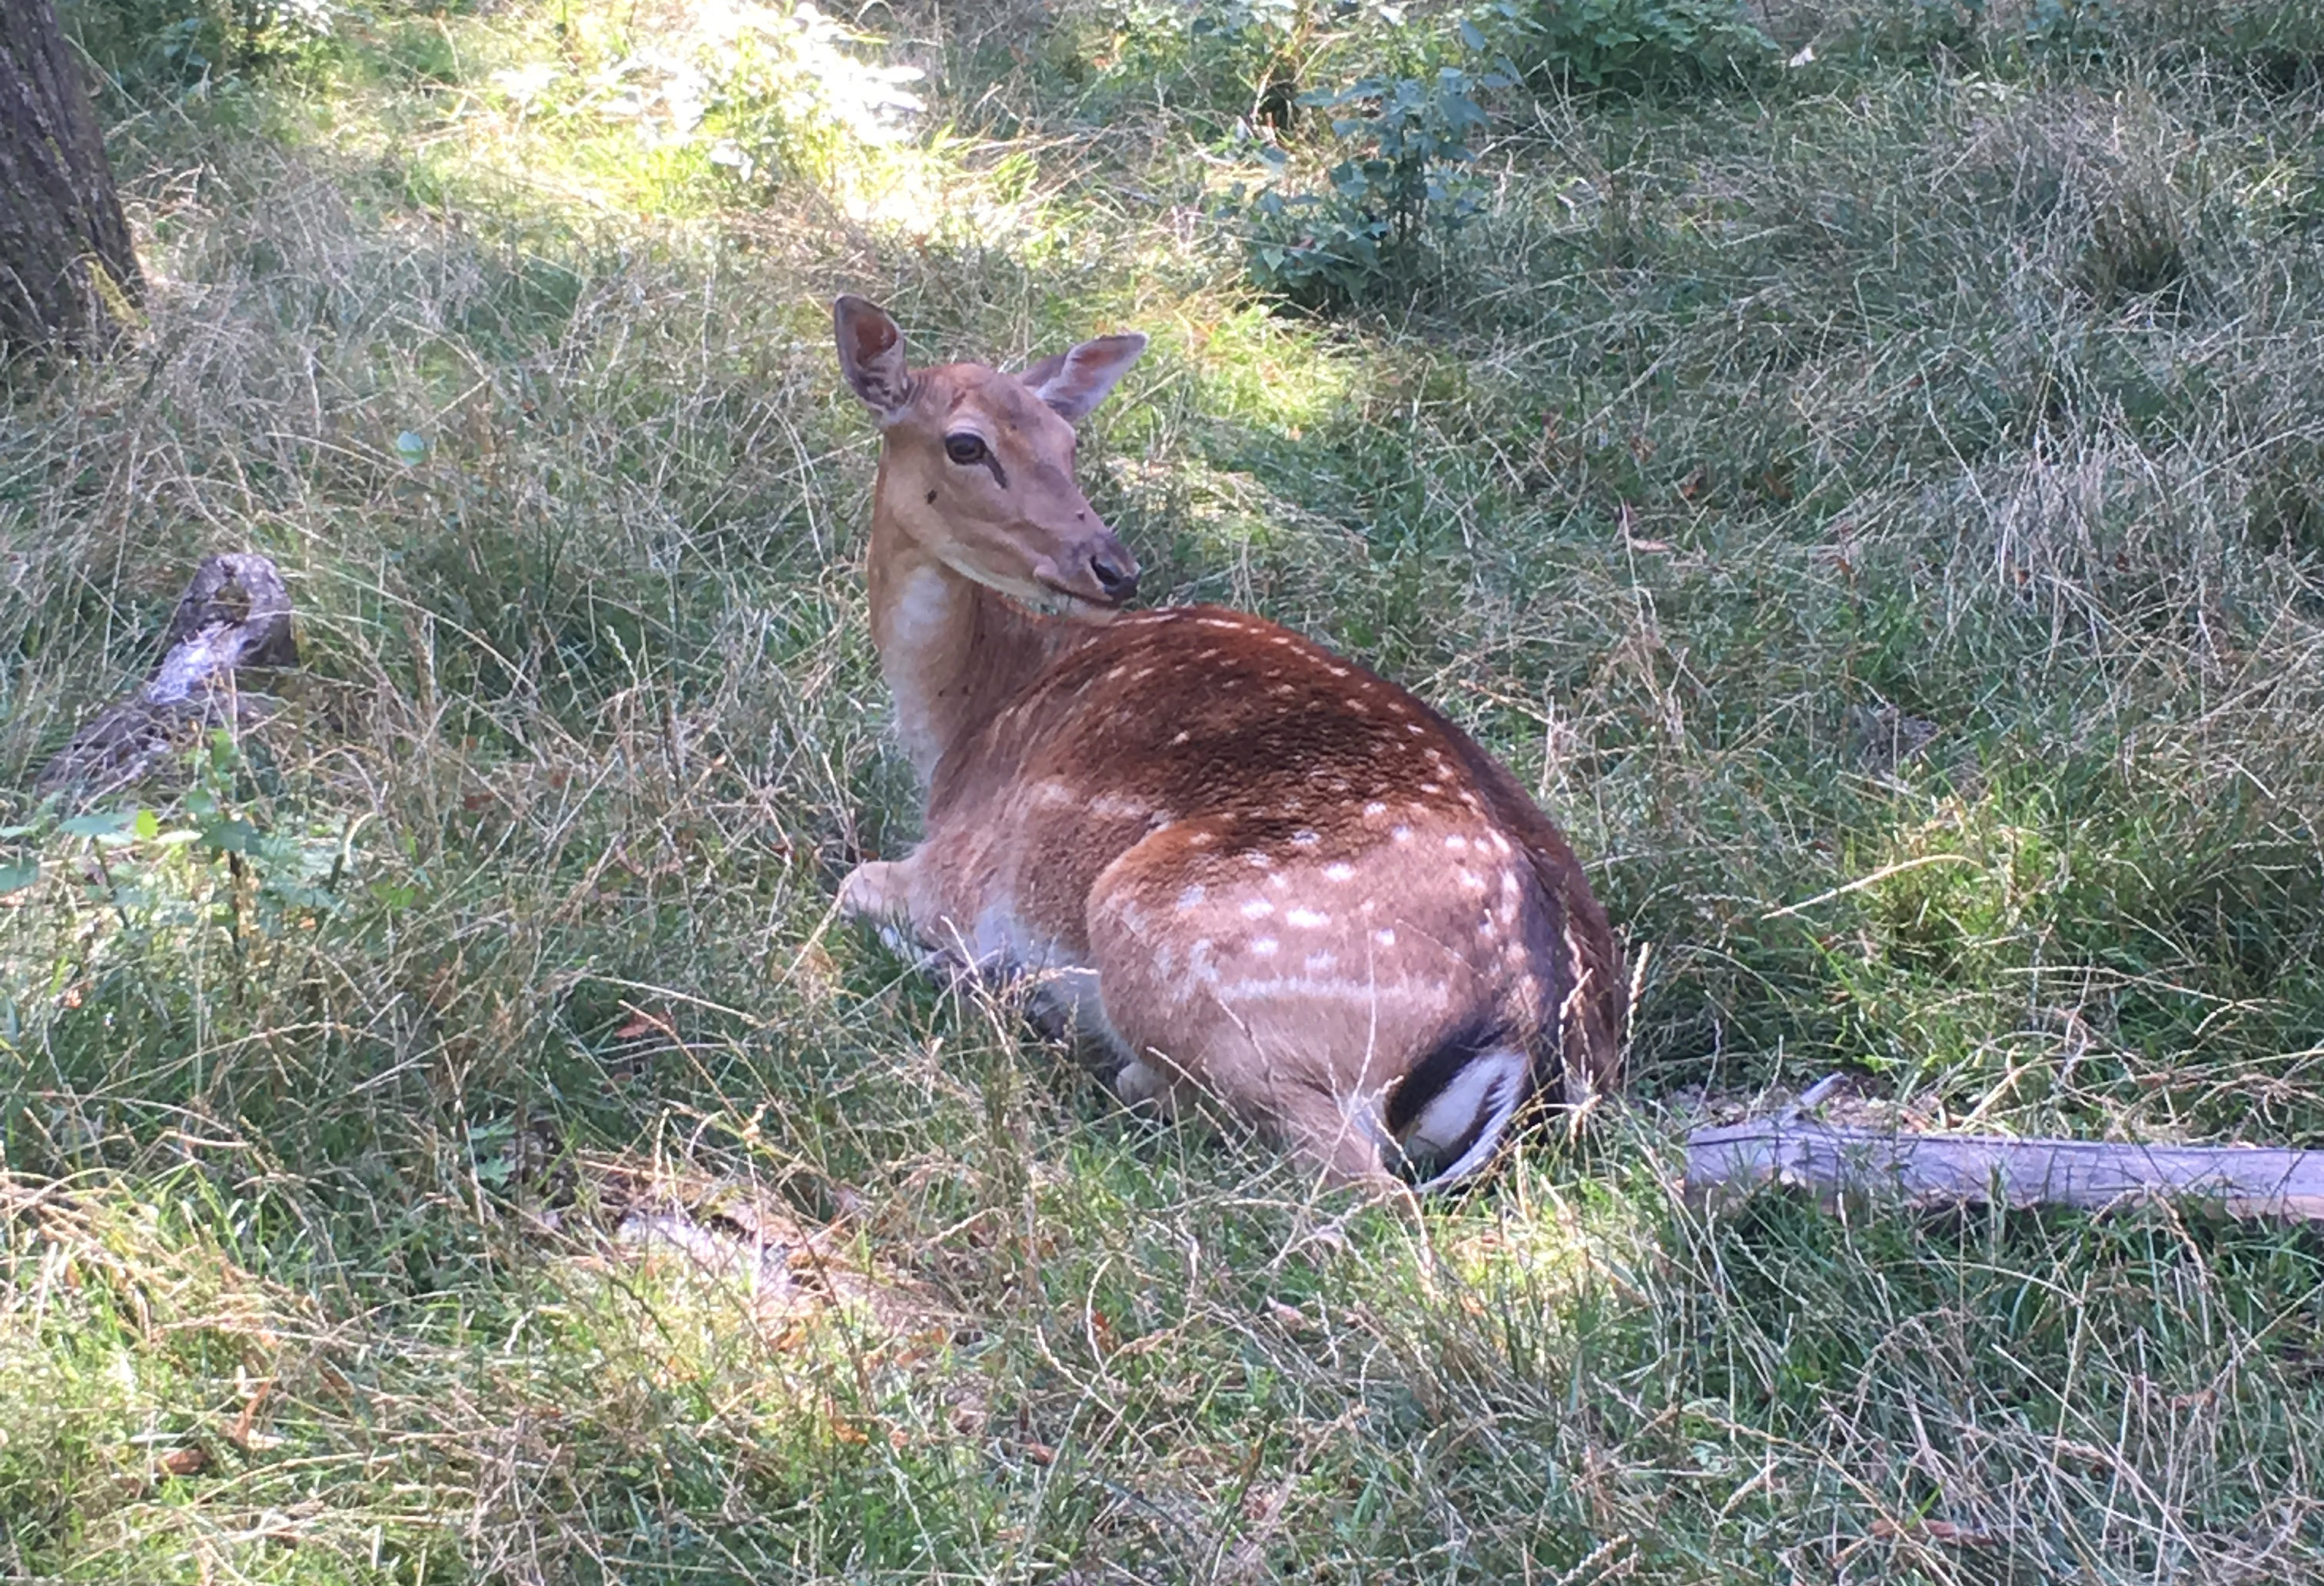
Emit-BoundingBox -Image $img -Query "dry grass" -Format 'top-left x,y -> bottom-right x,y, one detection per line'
5,0 -> 2324,1578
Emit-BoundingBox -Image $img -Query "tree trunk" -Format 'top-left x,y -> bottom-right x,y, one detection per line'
0,0 -> 139,355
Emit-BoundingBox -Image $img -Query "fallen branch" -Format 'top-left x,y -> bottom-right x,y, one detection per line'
1685,1119 -> 2324,1223
35,552 -> 298,799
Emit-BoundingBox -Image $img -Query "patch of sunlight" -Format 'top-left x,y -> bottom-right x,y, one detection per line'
1437,1163 -> 1658,1307
364,0 -> 940,223
534,1163 -> 988,1455
1184,304 -> 1358,437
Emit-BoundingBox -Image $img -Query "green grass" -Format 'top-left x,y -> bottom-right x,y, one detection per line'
6,0 -> 2324,1577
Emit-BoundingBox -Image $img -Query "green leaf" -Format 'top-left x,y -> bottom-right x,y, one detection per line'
201,818 -> 265,855
0,859 -> 36,897
58,810 -> 137,839
134,808 -> 161,841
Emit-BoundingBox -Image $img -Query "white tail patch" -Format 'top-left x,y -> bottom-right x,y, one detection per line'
1402,1047 -> 1531,1190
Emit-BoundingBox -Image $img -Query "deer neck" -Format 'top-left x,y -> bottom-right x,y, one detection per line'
866,486 -> 1093,787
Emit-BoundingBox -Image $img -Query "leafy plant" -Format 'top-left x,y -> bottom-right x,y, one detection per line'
2020,0 -> 2120,66
1513,0 -> 1773,93
1240,60 -> 1505,304
0,732 -> 355,1012
71,0 -> 336,98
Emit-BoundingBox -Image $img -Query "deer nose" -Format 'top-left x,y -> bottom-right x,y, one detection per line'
1088,547 -> 1139,601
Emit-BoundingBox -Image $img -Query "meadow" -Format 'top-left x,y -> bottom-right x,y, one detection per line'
5,0 -> 2324,1577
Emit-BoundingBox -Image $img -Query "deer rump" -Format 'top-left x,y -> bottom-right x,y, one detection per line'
896,601 -> 1624,1190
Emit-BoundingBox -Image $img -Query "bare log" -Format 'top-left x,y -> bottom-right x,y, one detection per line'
35,553 -> 297,798
1685,1120 -> 2324,1223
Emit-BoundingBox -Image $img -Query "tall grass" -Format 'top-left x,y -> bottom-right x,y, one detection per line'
4,0 -> 2323,1578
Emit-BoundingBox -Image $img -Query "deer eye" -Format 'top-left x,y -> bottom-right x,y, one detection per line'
944,433 -> 988,466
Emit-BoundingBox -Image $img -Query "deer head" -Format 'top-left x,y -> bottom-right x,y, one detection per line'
833,294 -> 1147,617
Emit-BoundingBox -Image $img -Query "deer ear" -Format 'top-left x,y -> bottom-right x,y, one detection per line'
1024,332 -> 1147,422
834,295 -> 913,418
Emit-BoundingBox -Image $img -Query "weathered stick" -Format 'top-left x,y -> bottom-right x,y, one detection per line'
1685,1120 -> 2324,1223
34,552 -> 297,798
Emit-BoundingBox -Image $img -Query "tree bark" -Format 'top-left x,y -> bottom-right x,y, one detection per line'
0,0 -> 140,355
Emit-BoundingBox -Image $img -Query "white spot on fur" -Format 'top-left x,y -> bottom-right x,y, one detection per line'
1324,863 -> 1355,881
1374,928 -> 1397,947
1291,829 -> 1320,847
1459,869 -> 1486,893
1189,831 -> 1217,848
1246,852 -> 1273,869
1392,825 -> 1413,843
1421,782 -> 1443,795
1286,907 -> 1328,929
1105,666 -> 1127,682
1177,884 -> 1206,911
1241,898 -> 1274,919
1327,665 -> 1349,677
1304,951 -> 1337,972
1364,801 -> 1388,818
1445,834 -> 1468,851
1251,937 -> 1279,957
1489,831 -> 1512,856
1171,730 -> 1192,745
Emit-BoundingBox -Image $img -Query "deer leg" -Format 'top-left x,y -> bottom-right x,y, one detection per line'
837,857 -> 913,921
1268,1083 -> 1399,1190
838,855 -> 945,966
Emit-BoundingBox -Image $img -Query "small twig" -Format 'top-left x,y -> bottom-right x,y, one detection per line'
1777,1072 -> 1847,1125
1760,854 -> 1976,922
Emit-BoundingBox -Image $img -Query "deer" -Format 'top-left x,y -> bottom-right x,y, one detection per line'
830,294 -> 1626,1192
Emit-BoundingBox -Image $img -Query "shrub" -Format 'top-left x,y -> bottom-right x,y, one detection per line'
1513,0 -> 1774,92
1240,60 -> 1505,304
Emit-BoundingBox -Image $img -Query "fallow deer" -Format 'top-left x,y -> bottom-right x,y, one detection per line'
832,294 -> 1625,1190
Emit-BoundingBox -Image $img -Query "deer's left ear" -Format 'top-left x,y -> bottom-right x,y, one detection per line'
1021,333 -> 1148,422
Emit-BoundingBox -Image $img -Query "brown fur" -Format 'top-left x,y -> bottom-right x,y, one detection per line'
832,296 -> 1625,1188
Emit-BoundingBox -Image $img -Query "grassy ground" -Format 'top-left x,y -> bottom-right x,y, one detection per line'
6,0 -> 2324,1577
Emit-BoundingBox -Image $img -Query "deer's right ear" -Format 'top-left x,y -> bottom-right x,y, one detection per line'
834,296 -> 913,419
